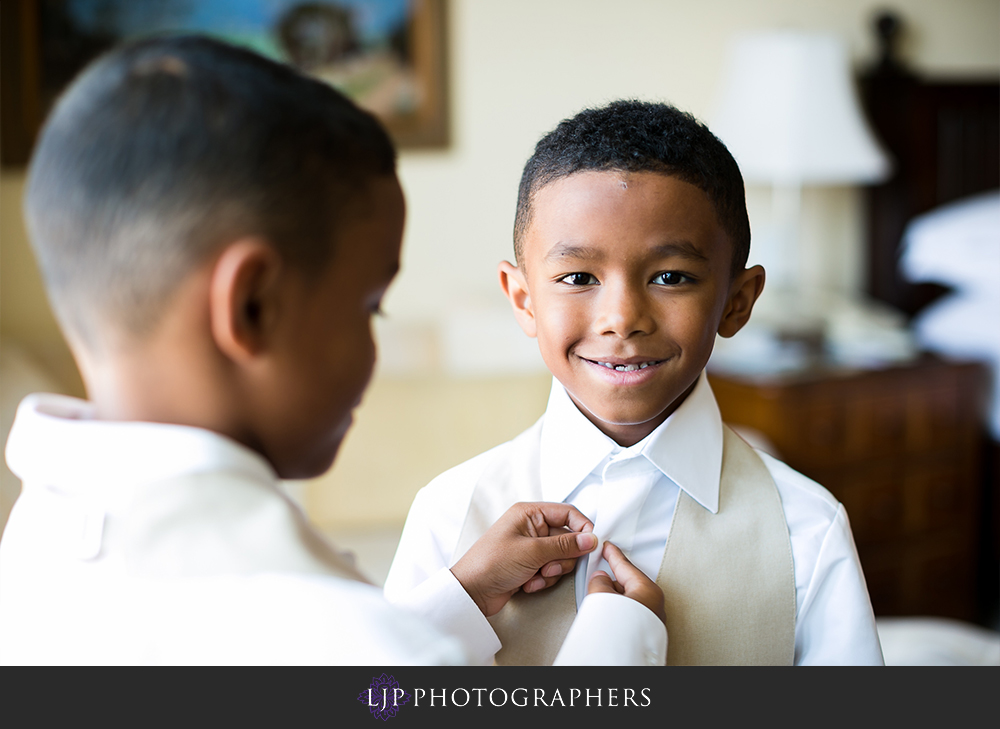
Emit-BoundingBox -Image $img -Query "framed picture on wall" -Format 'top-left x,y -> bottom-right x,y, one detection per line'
1,0 -> 449,166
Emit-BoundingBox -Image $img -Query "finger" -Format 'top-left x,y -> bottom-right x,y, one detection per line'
540,558 -> 577,579
587,570 -> 620,595
523,574 -> 547,593
523,572 -> 565,593
526,502 -> 594,535
530,531 -> 597,569
601,542 -> 645,588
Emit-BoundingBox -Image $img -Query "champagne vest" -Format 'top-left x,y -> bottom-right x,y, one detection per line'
451,420 -> 796,665
121,471 -> 369,584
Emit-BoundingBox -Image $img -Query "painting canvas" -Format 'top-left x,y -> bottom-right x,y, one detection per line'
1,0 -> 448,165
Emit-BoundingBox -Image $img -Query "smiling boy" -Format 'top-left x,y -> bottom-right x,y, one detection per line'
503,170 -> 748,447
384,100 -> 884,665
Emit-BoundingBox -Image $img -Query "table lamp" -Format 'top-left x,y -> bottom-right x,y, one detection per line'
709,30 -> 900,371
712,30 -> 889,300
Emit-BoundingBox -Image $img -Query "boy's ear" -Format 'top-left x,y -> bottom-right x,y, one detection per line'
209,238 -> 283,362
498,261 -> 537,338
718,265 -> 765,338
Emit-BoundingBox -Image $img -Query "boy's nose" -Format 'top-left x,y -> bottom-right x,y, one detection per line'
595,283 -> 655,338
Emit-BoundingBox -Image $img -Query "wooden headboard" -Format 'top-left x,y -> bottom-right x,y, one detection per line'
858,11 -> 999,319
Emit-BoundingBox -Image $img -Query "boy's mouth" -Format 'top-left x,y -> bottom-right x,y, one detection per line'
583,358 -> 665,372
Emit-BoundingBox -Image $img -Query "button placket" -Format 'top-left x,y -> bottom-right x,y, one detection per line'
584,456 -> 659,588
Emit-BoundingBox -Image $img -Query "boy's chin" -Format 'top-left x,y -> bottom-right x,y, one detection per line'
567,390 -> 670,426
273,440 -> 344,481
276,414 -> 355,480
593,410 -> 671,432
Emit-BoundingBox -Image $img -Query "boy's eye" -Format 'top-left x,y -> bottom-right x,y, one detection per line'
558,272 -> 599,286
651,271 -> 690,286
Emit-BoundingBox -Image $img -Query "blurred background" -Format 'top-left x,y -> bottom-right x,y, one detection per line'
2,0 -> 998,665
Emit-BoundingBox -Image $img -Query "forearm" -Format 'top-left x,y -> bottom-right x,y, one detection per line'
553,593 -> 667,666
387,567 -> 502,665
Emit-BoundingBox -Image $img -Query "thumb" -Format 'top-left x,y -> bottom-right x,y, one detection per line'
530,530 -> 597,566
587,570 -> 624,595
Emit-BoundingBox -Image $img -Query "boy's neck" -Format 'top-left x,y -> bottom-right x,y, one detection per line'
73,279 -> 256,451
566,378 -> 699,448
83,343 -> 242,435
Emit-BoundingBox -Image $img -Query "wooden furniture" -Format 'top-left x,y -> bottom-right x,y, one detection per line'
709,357 -> 987,621
852,9 -> 999,625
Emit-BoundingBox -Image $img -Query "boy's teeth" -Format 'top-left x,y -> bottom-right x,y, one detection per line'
597,361 -> 657,371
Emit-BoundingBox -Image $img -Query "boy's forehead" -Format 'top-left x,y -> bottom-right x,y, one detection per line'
523,170 -> 726,259
533,168 -> 701,206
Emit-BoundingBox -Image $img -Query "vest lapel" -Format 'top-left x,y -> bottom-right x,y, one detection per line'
657,427 -> 796,665
453,420 -> 578,665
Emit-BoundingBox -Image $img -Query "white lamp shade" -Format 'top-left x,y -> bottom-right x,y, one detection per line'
711,31 -> 891,185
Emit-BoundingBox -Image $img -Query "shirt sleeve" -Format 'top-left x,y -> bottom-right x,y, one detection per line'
382,484 -> 459,600
553,592 -> 667,666
141,574 -> 471,666
383,469 -> 503,665
794,504 -> 885,665
388,567 -> 502,666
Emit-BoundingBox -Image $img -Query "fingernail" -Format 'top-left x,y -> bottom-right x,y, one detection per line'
577,533 -> 597,551
542,563 -> 561,577
526,576 -> 544,592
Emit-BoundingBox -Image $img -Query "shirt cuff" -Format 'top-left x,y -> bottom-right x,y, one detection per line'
553,592 -> 667,666
388,567 -> 501,666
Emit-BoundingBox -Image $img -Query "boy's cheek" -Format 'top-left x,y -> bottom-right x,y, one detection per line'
536,302 -> 587,339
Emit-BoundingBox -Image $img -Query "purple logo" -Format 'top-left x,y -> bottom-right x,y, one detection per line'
357,673 -> 411,721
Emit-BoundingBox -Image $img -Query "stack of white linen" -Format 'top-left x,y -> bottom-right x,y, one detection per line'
899,190 -> 1000,439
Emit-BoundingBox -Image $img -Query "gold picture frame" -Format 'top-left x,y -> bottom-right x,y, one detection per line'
1,0 -> 449,167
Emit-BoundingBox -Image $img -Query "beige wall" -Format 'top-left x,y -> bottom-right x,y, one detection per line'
305,374 -> 554,528
1,0 -> 997,532
0,172 -> 85,396
317,0 -> 1000,530
388,0 -> 1000,328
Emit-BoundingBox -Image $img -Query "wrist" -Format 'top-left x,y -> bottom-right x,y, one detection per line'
449,564 -> 488,616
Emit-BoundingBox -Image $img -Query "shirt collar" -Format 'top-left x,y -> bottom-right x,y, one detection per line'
538,371 -> 723,513
539,381 -> 618,503
5,393 -> 278,502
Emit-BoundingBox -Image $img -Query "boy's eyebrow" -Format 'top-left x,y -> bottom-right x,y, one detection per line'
544,242 -> 596,262
544,240 -> 710,263
651,242 -> 710,263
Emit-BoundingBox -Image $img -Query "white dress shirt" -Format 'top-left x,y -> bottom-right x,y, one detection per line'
384,372 -> 885,666
1,393 -> 664,666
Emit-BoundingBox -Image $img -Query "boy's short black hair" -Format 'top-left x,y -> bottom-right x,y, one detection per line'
513,100 -> 750,276
25,35 -> 395,346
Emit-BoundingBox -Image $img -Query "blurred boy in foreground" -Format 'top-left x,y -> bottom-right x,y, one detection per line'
0,38 -> 665,665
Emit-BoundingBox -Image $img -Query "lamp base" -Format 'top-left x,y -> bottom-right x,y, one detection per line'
710,287 -> 919,377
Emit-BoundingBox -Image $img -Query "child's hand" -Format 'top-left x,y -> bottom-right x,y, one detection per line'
587,542 -> 666,625
451,502 -> 597,617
